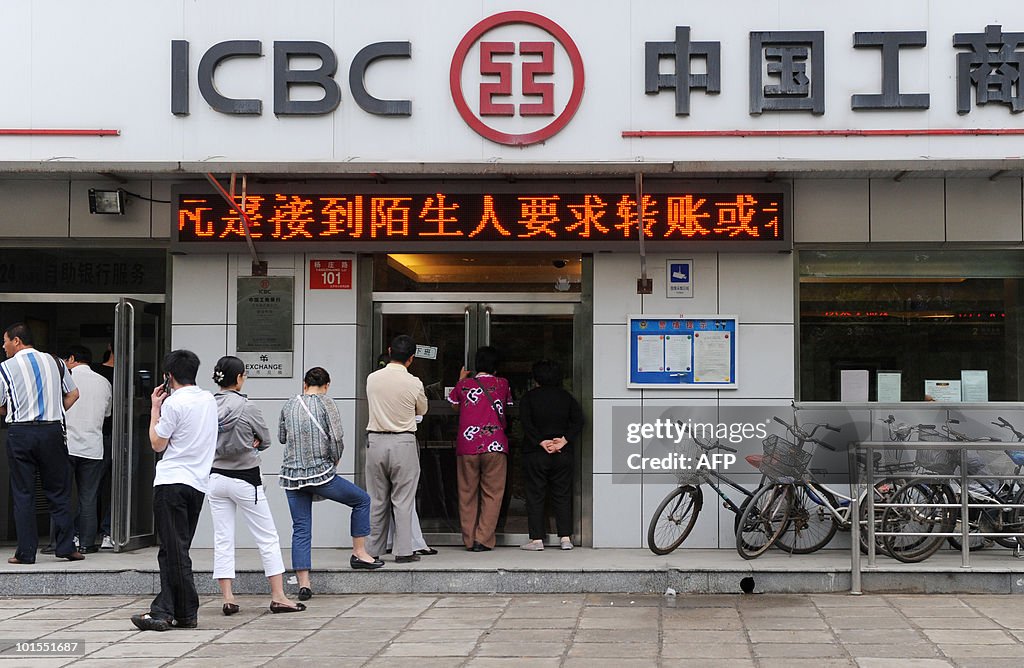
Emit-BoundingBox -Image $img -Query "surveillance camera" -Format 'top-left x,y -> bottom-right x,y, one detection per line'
551,259 -> 569,269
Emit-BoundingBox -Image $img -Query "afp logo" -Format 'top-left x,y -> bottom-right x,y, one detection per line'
449,11 -> 585,146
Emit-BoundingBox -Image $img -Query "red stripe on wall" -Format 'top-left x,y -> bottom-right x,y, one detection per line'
622,128 -> 1024,138
0,129 -> 120,136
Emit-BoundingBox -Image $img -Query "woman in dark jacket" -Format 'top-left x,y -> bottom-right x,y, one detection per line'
517,359 -> 584,551
209,356 -> 304,615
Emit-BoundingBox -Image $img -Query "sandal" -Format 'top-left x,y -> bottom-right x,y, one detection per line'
222,603 -> 240,616
269,601 -> 307,614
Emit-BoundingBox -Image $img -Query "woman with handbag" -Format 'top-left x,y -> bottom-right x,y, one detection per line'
280,366 -> 382,602
209,356 -> 304,615
447,347 -> 512,552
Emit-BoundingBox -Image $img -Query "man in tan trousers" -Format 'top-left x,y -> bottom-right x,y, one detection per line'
365,334 -> 428,563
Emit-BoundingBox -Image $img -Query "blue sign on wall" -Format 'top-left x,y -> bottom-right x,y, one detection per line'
627,314 -> 738,388
667,259 -> 693,298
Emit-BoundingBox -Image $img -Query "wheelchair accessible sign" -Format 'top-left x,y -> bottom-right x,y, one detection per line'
667,259 -> 693,298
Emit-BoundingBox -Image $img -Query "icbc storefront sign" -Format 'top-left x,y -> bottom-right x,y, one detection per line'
309,259 -> 352,290
174,186 -> 788,252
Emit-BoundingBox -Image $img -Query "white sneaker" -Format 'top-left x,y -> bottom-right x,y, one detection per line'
100,535 -> 114,550
560,538 -> 574,551
73,535 -> 80,549
520,541 -> 544,551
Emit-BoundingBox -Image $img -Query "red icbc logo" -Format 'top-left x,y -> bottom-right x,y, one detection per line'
449,11 -> 585,146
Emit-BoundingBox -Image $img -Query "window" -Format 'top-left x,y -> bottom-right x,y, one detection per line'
799,250 -> 1024,401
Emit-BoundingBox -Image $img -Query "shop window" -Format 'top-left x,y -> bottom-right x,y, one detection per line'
799,250 -> 1024,401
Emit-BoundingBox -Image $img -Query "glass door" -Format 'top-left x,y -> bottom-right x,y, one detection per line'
374,301 -> 579,545
111,298 -> 162,552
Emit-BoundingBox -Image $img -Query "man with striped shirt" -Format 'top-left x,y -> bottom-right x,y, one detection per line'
1,322 -> 81,564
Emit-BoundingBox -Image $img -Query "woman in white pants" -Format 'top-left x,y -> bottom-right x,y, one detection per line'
210,356 -> 304,615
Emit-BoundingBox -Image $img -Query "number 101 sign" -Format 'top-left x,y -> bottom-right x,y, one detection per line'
309,259 -> 352,289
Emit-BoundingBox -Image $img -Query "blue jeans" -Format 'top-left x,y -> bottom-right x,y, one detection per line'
286,475 -> 371,571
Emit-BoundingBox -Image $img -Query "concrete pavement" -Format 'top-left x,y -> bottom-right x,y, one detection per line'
1,592 -> 1024,666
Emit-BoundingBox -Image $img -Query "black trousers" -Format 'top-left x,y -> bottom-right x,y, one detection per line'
150,483 -> 205,624
523,451 -> 573,540
6,422 -> 74,562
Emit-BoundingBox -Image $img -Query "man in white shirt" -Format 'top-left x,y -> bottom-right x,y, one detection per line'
63,345 -> 111,554
130,350 -> 217,633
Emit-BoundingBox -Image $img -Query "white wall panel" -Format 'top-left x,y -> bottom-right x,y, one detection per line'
301,325 -> 359,400
593,324 -> 630,400
171,255 -> 229,325
733,324 -> 795,399
592,473 -> 642,547
719,253 -> 793,324
794,180 -> 870,243
869,179 -> 945,243
593,253 -> 642,325
170,325 -> 228,383
639,254 -> 720,317
304,253 -> 358,325
945,178 -> 1023,242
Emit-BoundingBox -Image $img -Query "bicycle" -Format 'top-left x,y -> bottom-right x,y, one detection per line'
647,434 -> 752,555
880,418 -> 1024,562
734,416 -> 840,559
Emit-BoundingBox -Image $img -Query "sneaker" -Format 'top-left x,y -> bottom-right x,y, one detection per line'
560,538 -> 574,551
73,535 -> 80,550
101,535 -> 114,550
520,540 -> 544,551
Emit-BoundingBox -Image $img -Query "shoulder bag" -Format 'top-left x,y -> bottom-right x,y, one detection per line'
470,377 -> 507,430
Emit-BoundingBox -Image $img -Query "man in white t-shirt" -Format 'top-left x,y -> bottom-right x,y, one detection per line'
131,350 -> 217,633
62,345 -> 111,554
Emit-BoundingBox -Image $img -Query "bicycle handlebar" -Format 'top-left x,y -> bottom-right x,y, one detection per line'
809,438 -> 837,452
772,416 -> 840,445
992,416 -> 1024,441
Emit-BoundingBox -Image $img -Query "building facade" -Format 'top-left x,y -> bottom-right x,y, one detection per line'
2,1 -> 1023,550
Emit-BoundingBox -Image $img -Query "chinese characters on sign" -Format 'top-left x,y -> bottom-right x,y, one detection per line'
236,277 -> 294,377
177,192 -> 784,247
644,24 -> 1024,115
309,259 -> 352,290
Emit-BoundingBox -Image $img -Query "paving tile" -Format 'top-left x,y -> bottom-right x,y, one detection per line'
500,606 -> 582,619
322,616 -> 415,630
573,629 -> 659,644
827,617 -> 911,630
0,659 -> 75,668
264,659 -> 366,668
819,607 -> 902,618
752,642 -> 847,658
434,596 -> 510,608
662,643 -> 753,659
419,608 -> 502,620
466,659 -> 561,668
922,629 -> 1016,644
844,644 -> 943,658
211,629 -> 315,644
394,630 -> 487,644
855,660 -> 952,668
243,615 -> 328,630
186,642 -> 293,658
661,617 -> 745,630
488,618 -> 579,630
741,618 -> 829,630
984,615 -> 1024,629
585,594 -> 664,607
287,640 -> 389,657
833,628 -> 926,644
935,644 -> 1024,658
86,642 -> 204,658
811,596 -> 891,607
579,606 -> 659,619
67,660 -> 168,668
953,660 -> 1024,668
907,617 -> 1002,630
757,660 -> 855,668
660,630 -> 747,644
473,642 -> 566,657
172,659 -> 270,668
480,629 -> 571,643
900,608 -> 982,618
379,641 -> 481,657
567,642 -> 658,658
659,661 -> 755,668
410,617 -> 503,630
746,629 -> 836,643
576,615 -> 654,629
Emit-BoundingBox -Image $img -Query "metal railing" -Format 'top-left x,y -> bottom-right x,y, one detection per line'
850,440 -> 1024,595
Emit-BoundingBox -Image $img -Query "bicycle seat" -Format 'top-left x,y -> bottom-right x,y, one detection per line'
745,454 -> 763,469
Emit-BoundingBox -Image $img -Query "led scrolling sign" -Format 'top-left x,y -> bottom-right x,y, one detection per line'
175,190 -> 786,250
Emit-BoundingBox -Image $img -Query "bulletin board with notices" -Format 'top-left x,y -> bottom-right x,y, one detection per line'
627,315 -> 738,389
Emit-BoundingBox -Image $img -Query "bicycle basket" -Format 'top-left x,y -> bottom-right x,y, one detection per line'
914,430 -> 957,473
758,433 -> 812,483
671,438 -> 711,486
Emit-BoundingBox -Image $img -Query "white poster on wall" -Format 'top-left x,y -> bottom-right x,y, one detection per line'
840,370 -> 869,402
877,371 -> 902,402
961,370 -> 989,402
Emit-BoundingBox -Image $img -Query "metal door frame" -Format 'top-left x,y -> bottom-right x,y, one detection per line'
371,297 -> 583,546
111,297 -> 162,552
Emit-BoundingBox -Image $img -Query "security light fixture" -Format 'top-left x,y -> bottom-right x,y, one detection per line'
88,188 -> 126,215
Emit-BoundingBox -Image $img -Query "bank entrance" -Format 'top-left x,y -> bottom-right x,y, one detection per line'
370,253 -> 589,546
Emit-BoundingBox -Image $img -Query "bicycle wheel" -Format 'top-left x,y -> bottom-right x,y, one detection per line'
647,485 -> 703,555
773,484 -> 839,554
858,480 -> 902,557
947,508 -> 994,552
1000,487 -> 1024,550
736,484 -> 791,560
881,481 -> 954,563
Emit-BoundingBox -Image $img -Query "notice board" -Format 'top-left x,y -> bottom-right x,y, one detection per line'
627,315 -> 738,389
